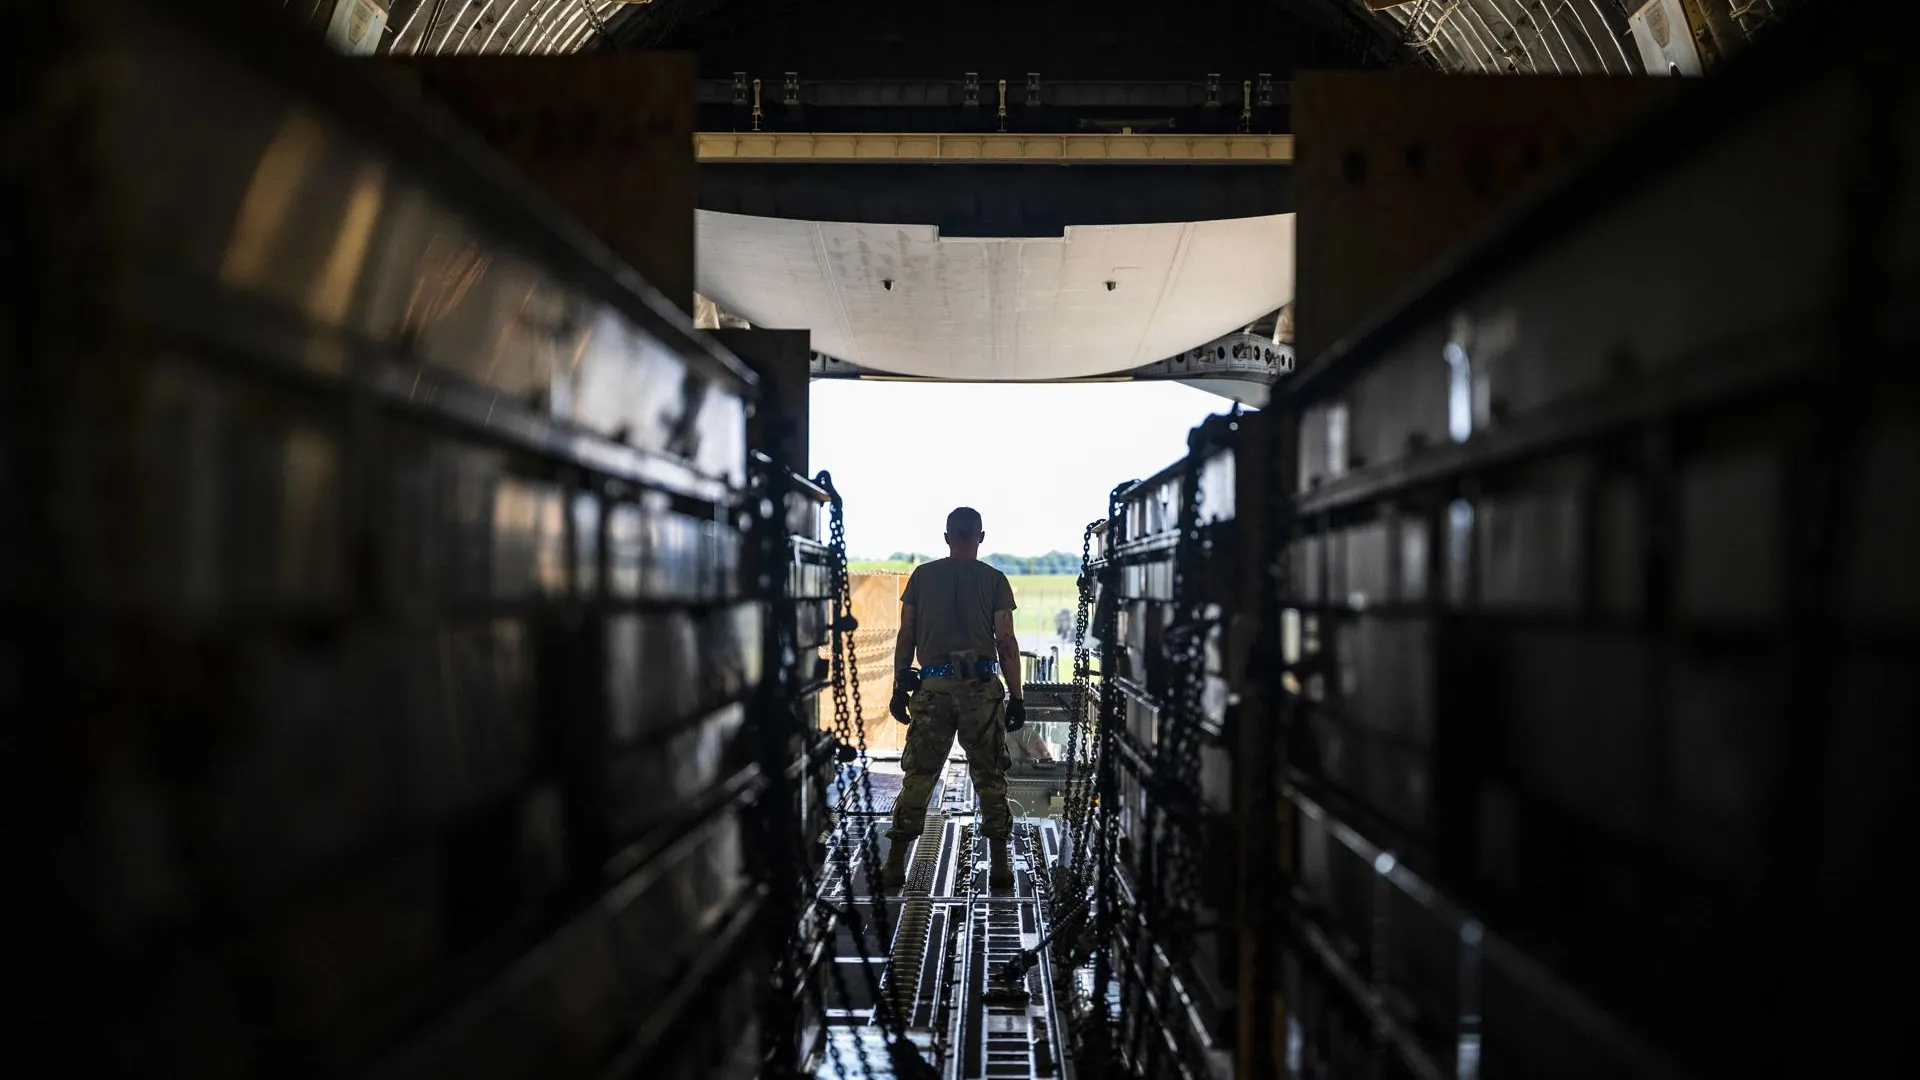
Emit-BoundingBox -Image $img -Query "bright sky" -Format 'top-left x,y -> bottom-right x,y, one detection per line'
810,380 -> 1234,557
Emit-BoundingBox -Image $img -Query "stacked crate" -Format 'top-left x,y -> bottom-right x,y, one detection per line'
1,3 -> 804,1077
1099,412 -> 1252,1076
1269,10 -> 1918,1079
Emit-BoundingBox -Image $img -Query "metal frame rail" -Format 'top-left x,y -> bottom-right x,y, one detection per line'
1260,2 -> 1917,1077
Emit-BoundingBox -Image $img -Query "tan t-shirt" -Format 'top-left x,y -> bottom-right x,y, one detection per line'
903,558 -> 1016,667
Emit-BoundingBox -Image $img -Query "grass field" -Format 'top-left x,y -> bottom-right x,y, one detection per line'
1006,574 -> 1079,637
848,559 -> 919,574
848,561 -> 1078,638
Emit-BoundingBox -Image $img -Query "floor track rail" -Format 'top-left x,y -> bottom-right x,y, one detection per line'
818,762 -> 1072,1080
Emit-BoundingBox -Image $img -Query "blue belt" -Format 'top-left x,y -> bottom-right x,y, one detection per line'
920,660 -> 1000,680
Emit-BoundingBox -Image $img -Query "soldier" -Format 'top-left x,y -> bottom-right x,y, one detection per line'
880,507 -> 1026,890
1007,722 -> 1053,765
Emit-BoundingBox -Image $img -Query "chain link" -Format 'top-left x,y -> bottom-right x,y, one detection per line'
1086,484 -> 1133,1073
758,466 -> 899,1080
768,468 -> 862,1079
1162,440 -> 1212,940
814,470 -> 920,1065
1060,519 -> 1104,899
743,460 -> 856,1080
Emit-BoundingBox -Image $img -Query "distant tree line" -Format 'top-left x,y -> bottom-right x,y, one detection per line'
873,551 -> 1083,575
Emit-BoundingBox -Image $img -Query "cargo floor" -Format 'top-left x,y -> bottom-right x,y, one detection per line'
817,763 -> 1075,1080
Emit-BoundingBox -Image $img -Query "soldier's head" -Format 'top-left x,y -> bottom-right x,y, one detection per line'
945,507 -> 984,559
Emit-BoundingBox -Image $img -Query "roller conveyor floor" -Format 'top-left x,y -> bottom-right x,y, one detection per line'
818,764 -> 1076,1080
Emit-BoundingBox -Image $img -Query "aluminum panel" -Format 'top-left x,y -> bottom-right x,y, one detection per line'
605,604 -> 763,742
604,704 -> 750,843
1841,414 -> 1920,621
95,1 -> 751,485
1338,519 -> 1391,609
1503,631 -> 1656,840
1332,615 -> 1434,746
371,809 -> 754,1080
1477,483 -> 1583,611
1676,447 -> 1785,622
114,357 -> 350,617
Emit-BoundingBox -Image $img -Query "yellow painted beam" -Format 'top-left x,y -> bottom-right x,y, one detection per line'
694,131 -> 1294,164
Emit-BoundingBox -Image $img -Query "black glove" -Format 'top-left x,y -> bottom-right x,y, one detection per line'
890,687 -> 912,725
1004,697 -> 1026,732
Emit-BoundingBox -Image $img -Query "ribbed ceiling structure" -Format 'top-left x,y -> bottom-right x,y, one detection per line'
379,0 -> 644,55
1372,0 -> 1644,73
357,2 -> 1790,73
1363,0 -> 1794,75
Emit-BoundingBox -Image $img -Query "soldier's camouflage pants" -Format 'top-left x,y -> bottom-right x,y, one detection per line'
887,677 -> 1013,842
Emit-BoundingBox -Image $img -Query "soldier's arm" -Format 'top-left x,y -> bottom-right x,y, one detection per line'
895,603 -> 917,676
994,609 -> 1022,700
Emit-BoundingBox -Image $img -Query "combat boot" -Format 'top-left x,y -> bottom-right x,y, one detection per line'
880,840 -> 910,889
988,839 -> 1014,889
